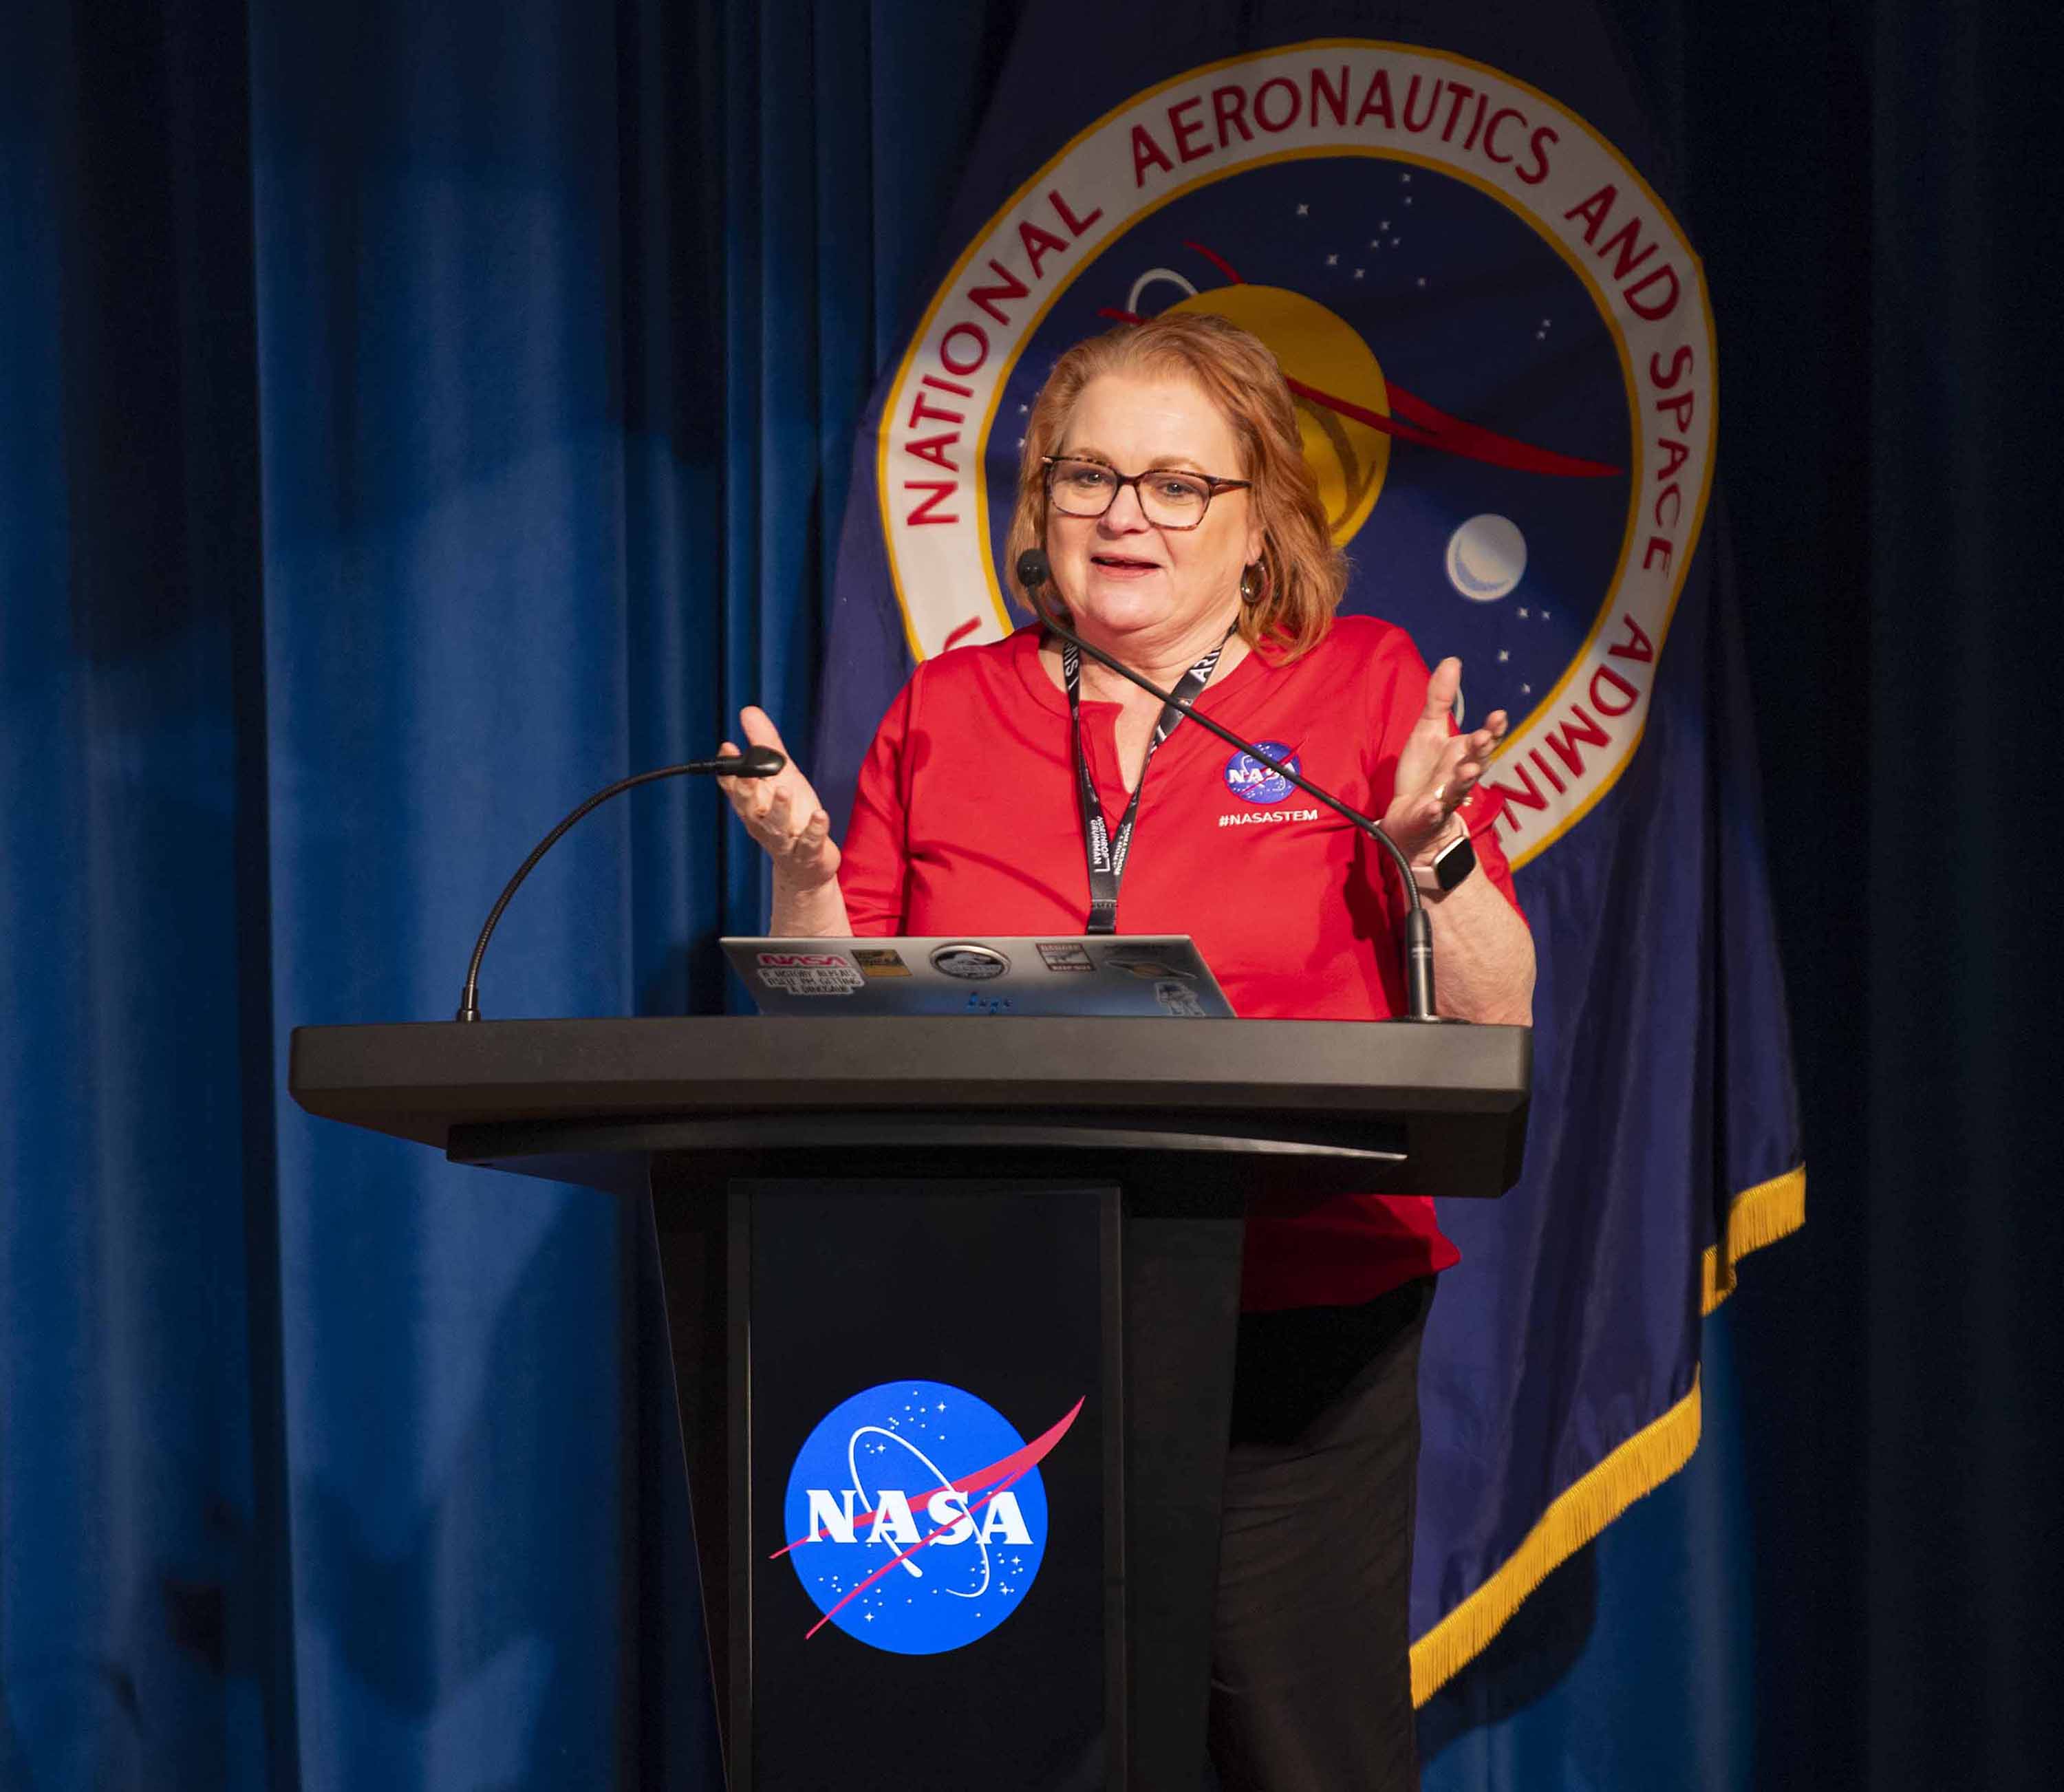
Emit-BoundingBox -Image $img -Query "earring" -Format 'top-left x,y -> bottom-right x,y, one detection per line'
1240,565 -> 1261,603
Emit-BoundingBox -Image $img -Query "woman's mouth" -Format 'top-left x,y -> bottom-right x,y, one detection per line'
1090,553 -> 1161,578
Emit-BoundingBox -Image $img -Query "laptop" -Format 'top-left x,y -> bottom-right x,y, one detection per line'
722,935 -> 1236,1018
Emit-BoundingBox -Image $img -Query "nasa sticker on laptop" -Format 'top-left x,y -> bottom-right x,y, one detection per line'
929,942 -> 1010,980
755,951 -> 863,995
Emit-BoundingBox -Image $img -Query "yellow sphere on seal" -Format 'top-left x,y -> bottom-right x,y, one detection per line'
1168,283 -> 1390,547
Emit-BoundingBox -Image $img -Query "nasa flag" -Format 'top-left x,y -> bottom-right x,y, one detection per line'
818,1 -> 1803,1698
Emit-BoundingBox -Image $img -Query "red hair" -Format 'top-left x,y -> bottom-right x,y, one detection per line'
1002,311 -> 1347,658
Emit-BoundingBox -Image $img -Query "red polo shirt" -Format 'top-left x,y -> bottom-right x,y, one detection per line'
838,616 -> 1523,1311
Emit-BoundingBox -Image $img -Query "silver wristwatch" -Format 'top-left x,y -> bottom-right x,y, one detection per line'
1412,816 -> 1478,894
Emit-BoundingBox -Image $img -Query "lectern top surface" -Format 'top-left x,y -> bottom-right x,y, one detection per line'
286,1017 -> 1529,1200
288,1015 -> 1527,1144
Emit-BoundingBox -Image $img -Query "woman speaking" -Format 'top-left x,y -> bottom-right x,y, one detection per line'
720,311 -> 1534,1790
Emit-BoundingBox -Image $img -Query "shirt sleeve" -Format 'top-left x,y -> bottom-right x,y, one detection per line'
836,673 -> 918,936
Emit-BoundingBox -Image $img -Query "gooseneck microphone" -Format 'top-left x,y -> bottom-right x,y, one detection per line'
455,745 -> 784,1023
1016,550 -> 1442,1022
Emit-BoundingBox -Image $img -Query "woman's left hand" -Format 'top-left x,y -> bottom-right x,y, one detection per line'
1381,656 -> 1507,861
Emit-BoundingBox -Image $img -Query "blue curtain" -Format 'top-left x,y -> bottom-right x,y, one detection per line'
1,1 -> 1019,1783
6,0 -> 2060,1786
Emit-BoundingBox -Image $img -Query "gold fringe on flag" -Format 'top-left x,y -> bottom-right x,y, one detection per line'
1408,1164 -> 1806,1706
1703,1165 -> 1807,1313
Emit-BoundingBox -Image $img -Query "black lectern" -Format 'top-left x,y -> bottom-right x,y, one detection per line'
290,1016 -> 1528,1791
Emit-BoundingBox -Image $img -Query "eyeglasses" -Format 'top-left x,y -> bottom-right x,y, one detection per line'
1042,455 -> 1251,530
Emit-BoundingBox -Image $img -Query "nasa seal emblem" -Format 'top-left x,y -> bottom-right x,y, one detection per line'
876,41 -> 1715,869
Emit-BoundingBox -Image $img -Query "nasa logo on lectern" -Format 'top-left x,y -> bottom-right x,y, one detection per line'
778,1380 -> 1084,1654
876,41 -> 1716,872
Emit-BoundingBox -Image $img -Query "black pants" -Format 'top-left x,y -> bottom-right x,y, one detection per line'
1206,1275 -> 1436,1792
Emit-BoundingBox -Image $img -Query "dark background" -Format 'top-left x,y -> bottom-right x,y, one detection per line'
1,1 -> 2058,1786
1620,1 -> 2063,1784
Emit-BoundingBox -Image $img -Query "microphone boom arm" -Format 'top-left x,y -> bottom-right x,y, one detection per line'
455,748 -> 782,1022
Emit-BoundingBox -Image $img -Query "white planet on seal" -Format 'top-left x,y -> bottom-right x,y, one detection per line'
1445,514 -> 1527,601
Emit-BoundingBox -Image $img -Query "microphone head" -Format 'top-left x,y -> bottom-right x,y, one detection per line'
1015,548 -> 1051,589
729,744 -> 786,777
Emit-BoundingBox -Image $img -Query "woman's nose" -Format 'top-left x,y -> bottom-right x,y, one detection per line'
1099,481 -> 1152,531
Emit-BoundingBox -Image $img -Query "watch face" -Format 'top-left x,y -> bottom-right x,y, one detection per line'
1434,831 -> 1479,892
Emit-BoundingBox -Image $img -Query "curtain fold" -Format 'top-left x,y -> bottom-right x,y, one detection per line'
3,2 -> 1020,1784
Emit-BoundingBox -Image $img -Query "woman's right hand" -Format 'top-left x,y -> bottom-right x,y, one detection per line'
716,706 -> 841,892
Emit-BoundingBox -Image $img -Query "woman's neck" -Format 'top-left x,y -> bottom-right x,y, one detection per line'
1067,605 -> 1246,702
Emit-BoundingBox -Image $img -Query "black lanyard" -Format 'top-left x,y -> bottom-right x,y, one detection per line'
1064,629 -> 1230,935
